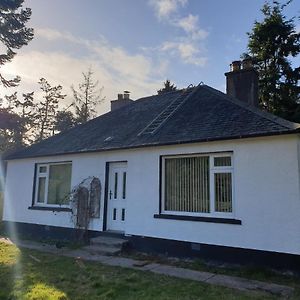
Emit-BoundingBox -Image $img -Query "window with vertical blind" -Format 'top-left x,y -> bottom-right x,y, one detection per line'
34,162 -> 72,207
162,153 -> 233,217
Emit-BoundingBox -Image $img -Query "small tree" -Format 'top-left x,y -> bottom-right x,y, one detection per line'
35,78 -> 66,141
0,0 -> 33,88
0,108 -> 23,152
0,92 -> 34,150
13,92 -> 35,146
71,68 -> 105,124
245,1 -> 300,121
54,110 -> 75,133
157,79 -> 177,94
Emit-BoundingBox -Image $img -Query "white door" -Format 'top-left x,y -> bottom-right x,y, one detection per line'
107,162 -> 127,231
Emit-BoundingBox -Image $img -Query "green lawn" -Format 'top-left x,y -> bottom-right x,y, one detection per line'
0,242 -> 277,300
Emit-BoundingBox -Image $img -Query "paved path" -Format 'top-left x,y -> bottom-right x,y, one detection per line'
0,237 -> 294,298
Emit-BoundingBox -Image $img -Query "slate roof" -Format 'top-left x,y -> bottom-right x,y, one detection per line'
6,84 -> 300,160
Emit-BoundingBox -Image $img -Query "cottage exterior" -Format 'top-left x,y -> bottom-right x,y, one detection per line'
3,62 -> 300,267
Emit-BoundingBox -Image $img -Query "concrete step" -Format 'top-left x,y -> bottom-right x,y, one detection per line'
90,236 -> 128,248
83,244 -> 121,256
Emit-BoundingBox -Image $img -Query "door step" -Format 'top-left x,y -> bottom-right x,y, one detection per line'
90,236 -> 128,248
83,235 -> 129,256
83,244 -> 122,256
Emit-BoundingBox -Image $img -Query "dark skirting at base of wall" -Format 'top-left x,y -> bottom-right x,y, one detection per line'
2,221 -> 102,241
3,221 -> 300,270
129,235 -> 300,270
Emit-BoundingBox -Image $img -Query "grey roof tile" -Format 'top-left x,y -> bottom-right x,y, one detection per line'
6,85 -> 300,160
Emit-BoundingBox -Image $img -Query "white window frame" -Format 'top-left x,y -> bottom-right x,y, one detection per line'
34,162 -> 72,208
161,152 -> 234,218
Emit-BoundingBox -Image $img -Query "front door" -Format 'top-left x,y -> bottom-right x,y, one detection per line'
107,162 -> 127,231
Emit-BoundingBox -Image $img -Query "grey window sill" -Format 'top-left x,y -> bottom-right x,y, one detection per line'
154,214 -> 242,225
28,206 -> 71,212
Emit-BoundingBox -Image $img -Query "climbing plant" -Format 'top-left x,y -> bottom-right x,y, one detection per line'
69,176 -> 101,242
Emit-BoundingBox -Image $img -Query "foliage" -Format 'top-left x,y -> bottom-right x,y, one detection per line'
71,68 -> 105,124
35,78 -> 66,141
157,79 -> 177,94
0,107 -> 23,152
0,0 -> 33,153
2,91 -> 35,147
54,110 -> 75,132
0,242 -> 277,300
14,92 -> 35,145
0,0 -> 33,88
245,0 -> 300,121
69,176 -> 101,242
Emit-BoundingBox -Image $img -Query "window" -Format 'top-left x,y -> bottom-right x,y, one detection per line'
34,162 -> 72,207
162,153 -> 233,217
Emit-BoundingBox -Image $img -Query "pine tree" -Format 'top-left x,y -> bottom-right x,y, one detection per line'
54,110 -> 75,133
13,92 -> 35,145
0,0 -> 33,88
157,79 -> 177,94
246,1 -> 300,121
0,107 -> 22,152
35,78 -> 66,141
71,68 -> 105,124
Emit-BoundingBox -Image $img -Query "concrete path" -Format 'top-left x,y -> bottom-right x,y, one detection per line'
0,237 -> 294,298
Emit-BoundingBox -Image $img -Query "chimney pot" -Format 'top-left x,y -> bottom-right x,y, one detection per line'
242,58 -> 253,70
124,90 -> 130,99
225,59 -> 258,107
111,91 -> 133,111
231,60 -> 241,72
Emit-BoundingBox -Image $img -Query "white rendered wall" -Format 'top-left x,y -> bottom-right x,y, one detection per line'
4,134 -> 300,254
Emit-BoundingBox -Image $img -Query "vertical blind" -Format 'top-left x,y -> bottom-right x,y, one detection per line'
164,156 -> 210,213
214,173 -> 232,212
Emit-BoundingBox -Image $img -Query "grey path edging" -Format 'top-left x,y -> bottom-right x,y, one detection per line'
0,238 -> 294,298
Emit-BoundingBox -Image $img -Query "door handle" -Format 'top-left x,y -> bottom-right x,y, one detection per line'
109,190 -> 112,199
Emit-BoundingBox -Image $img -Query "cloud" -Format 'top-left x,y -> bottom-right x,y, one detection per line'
36,28 -> 79,44
0,28 -> 167,114
149,0 -> 187,19
148,0 -> 208,66
161,41 -> 207,66
176,14 -> 208,40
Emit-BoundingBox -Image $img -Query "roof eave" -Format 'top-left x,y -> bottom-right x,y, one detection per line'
5,129 -> 300,161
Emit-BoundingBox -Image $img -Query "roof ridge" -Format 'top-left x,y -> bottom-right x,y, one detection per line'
133,88 -> 184,103
202,85 -> 300,130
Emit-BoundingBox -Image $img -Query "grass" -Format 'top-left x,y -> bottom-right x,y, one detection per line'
0,241 -> 277,300
122,250 -> 300,299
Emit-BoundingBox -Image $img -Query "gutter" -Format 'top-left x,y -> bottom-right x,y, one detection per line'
5,129 -> 300,161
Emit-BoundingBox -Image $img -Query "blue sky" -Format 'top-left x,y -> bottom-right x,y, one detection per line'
2,0 -> 300,113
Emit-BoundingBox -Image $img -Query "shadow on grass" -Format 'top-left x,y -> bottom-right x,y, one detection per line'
0,242 -> 280,300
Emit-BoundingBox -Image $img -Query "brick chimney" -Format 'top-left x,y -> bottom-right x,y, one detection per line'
225,58 -> 258,107
111,91 -> 134,111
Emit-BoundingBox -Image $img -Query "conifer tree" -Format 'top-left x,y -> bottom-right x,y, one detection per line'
13,92 -> 35,145
245,1 -> 300,121
71,68 -> 104,124
54,110 -> 75,133
0,0 -> 33,88
157,79 -> 177,94
35,78 -> 66,141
